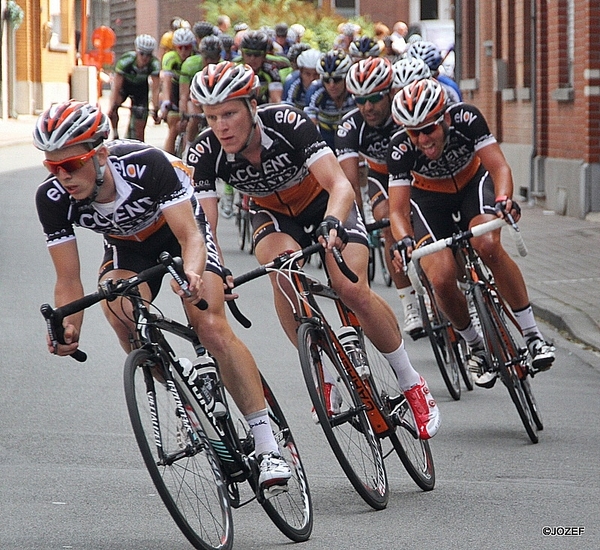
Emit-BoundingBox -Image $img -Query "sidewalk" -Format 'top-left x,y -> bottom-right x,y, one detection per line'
3,111 -> 599,351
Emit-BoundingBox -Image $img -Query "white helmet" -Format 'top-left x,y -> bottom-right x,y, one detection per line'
190,61 -> 259,106
296,49 -> 322,70
346,57 -> 393,96
172,28 -> 196,47
134,34 -> 157,54
392,57 -> 431,90
391,78 -> 447,128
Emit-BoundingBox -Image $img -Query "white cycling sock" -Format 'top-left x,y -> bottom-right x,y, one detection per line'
245,408 -> 278,457
383,340 -> 421,391
457,321 -> 484,349
512,305 -> 543,341
398,285 -> 418,314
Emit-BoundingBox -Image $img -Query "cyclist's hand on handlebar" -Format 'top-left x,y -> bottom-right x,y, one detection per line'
221,267 -> 239,301
48,323 -> 80,357
494,195 -> 522,222
171,270 -> 205,305
316,216 -> 349,251
390,236 -> 415,274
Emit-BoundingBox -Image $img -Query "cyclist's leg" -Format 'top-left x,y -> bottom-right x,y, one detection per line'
130,86 -> 150,141
370,180 -> 423,336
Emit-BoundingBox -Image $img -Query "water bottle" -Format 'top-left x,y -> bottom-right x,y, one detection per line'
336,326 -> 370,379
180,354 -> 227,417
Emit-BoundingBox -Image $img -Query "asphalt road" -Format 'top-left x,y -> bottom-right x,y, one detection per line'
1,147 -> 599,549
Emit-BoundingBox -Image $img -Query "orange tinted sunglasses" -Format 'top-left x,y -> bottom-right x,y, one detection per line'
43,148 -> 98,175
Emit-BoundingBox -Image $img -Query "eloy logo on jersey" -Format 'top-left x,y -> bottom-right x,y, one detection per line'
274,107 -> 307,130
113,160 -> 148,179
453,108 -> 478,126
336,116 -> 357,138
389,140 -> 410,161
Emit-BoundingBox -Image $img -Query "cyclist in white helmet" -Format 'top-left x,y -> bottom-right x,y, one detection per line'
34,99 -> 292,493
387,79 -> 555,386
108,34 -> 160,141
282,48 -> 321,109
336,56 -> 424,337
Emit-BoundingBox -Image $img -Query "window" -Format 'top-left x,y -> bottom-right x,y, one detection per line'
49,0 -> 70,51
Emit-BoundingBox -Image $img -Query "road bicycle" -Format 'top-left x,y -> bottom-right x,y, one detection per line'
408,217 -> 544,443
40,253 -> 313,549
229,244 -> 435,511
234,191 -> 254,254
365,219 -> 392,287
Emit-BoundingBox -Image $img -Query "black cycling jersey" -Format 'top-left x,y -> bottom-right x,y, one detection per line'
187,104 -> 332,218
387,102 -> 496,193
36,141 -> 194,246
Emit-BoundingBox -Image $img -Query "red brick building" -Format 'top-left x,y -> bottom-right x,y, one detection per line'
457,0 -> 600,218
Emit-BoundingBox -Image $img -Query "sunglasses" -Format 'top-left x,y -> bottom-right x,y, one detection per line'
43,148 -> 98,175
137,51 -> 153,57
322,77 -> 344,84
406,115 -> 445,138
355,92 -> 386,105
243,49 -> 266,57
176,44 -> 194,51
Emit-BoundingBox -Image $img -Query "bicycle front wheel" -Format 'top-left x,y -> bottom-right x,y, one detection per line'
363,336 -> 435,491
472,285 -> 540,444
124,349 -> 234,550
297,323 -> 389,510
258,376 -> 313,541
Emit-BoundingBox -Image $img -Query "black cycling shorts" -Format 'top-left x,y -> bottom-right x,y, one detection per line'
99,207 -> 222,298
251,189 -> 369,249
410,165 -> 496,246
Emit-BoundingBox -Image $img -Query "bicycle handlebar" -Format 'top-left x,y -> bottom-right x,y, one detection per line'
40,253 -> 208,363
229,242 -> 358,327
364,218 -> 390,233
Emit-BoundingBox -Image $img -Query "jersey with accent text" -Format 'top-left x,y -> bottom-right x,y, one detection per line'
36,141 -> 194,246
187,104 -> 331,217
387,103 -> 496,189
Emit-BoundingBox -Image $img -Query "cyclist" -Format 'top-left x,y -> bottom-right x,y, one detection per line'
304,49 -> 356,150
406,40 -> 462,103
282,48 -> 321,110
33,100 -> 292,491
239,30 -> 283,104
159,27 -> 197,154
187,62 -> 440,440
108,34 -> 160,141
392,56 -> 431,92
336,56 -> 423,337
179,35 -> 223,155
348,36 -> 382,63
387,79 -> 555,387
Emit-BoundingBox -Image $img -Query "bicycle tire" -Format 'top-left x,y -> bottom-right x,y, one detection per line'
472,285 -> 540,443
297,323 -> 389,510
362,336 -> 435,491
418,293 -> 461,400
456,337 -> 474,391
255,376 -> 313,541
367,242 -> 376,283
124,349 -> 234,549
376,238 -> 393,287
237,211 -> 247,251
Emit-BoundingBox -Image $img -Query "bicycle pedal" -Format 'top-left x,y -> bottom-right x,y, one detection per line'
409,327 -> 427,341
262,483 -> 289,500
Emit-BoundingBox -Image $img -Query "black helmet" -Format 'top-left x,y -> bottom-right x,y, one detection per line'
193,20 -> 216,40
241,30 -> 269,52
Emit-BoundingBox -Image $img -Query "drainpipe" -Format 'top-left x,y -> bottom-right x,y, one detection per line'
454,0 -> 462,85
528,0 -> 538,203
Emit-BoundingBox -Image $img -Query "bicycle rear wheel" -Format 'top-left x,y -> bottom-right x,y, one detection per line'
297,323 -> 389,510
362,336 -> 435,491
124,349 -> 234,550
418,292 -> 462,400
472,285 -> 540,443
376,236 -> 393,287
225,375 -> 313,541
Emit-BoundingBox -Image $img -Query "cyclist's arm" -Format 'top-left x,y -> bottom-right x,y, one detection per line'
109,73 -> 125,112
309,152 -> 356,225
48,240 -> 84,354
161,200 -> 207,301
338,156 -> 362,209
149,74 -> 160,114
477,142 -> 515,211
388,184 -> 412,241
